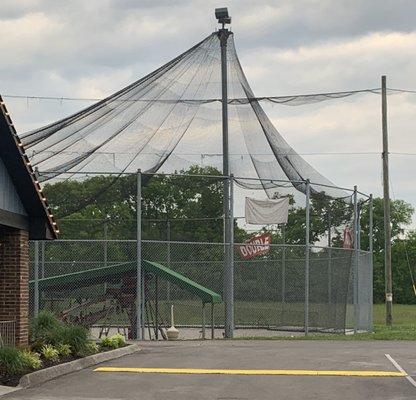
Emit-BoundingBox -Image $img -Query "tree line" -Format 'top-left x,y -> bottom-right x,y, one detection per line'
43,166 -> 416,304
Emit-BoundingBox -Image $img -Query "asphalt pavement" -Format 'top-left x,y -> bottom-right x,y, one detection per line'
2,340 -> 416,400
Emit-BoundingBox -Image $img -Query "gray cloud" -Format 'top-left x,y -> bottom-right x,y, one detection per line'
1,0 -> 415,225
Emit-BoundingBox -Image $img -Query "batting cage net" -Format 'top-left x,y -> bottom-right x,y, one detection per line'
17,29 -> 373,339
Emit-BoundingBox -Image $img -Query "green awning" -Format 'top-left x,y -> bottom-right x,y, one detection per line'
143,260 -> 222,304
30,260 -> 222,304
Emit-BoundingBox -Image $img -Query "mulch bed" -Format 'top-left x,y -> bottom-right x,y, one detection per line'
0,346 -> 120,387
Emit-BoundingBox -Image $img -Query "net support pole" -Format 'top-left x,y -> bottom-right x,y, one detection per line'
369,194 -> 374,331
34,240 -> 39,317
224,173 -> 234,338
219,27 -> 233,339
304,179 -> 310,336
382,75 -> 393,326
353,185 -> 359,333
136,169 -> 143,340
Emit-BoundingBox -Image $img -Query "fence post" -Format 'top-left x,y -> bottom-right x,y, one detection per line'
202,303 -> 206,340
136,169 -> 143,340
41,241 -> 45,279
327,210 -> 332,305
155,276 -> 159,340
369,194 -> 374,331
281,224 -> 286,305
166,220 -> 171,302
103,220 -> 108,268
34,240 -> 40,317
353,185 -> 359,333
357,204 -> 361,251
304,179 -> 310,336
211,302 -> 215,339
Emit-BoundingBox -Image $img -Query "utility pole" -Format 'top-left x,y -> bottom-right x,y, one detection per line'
215,7 -> 233,338
382,75 -> 393,326
304,180 -> 310,336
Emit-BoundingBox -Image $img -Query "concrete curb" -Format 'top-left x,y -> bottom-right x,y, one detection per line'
0,386 -> 20,397
18,343 -> 140,389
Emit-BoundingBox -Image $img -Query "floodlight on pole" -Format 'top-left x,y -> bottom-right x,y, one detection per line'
215,7 -> 231,28
215,7 -> 233,338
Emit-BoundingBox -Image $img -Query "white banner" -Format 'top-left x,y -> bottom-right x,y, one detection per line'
245,197 -> 289,225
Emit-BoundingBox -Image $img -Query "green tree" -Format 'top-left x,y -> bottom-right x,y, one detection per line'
44,165 -> 246,242
360,198 -> 414,303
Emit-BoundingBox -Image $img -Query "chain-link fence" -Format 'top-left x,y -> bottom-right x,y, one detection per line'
29,239 -> 372,339
27,170 -> 374,339
0,321 -> 15,347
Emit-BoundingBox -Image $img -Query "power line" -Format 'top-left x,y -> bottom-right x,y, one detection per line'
25,149 -> 416,157
2,86 -> 415,105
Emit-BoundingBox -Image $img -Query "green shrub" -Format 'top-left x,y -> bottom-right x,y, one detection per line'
56,343 -> 71,357
20,350 -> 42,370
30,311 -> 62,349
0,346 -> 25,375
86,342 -> 99,354
77,341 -> 99,357
112,334 -> 126,347
99,334 -> 125,349
40,345 -> 59,362
57,325 -> 89,355
99,336 -> 113,348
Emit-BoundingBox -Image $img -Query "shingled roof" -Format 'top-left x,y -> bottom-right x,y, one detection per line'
0,95 -> 58,239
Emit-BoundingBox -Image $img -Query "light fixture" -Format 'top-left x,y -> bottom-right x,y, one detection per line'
215,7 -> 231,27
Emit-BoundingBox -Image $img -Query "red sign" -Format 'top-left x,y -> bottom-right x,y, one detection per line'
238,233 -> 272,260
343,227 -> 353,249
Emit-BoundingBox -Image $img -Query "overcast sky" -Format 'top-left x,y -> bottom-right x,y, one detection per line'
1,0 -> 416,228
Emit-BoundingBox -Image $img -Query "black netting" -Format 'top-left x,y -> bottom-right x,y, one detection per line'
20,32 -> 350,201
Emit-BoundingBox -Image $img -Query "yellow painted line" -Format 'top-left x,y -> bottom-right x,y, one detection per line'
94,367 -> 407,377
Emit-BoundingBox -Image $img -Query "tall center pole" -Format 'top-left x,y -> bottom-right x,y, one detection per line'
219,25 -> 233,339
136,169 -> 143,340
382,75 -> 393,326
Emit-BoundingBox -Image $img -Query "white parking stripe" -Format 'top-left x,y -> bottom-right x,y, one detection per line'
385,354 -> 416,389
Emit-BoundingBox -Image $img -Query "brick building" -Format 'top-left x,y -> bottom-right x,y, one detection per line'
0,96 -> 58,347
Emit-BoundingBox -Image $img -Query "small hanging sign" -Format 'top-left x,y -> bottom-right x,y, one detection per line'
343,227 -> 353,249
238,232 -> 272,260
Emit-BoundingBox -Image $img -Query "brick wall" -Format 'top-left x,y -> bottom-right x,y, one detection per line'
0,226 -> 29,347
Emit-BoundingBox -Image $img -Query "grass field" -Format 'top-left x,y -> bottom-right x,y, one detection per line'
239,304 -> 416,340
42,295 -> 416,340
373,303 -> 416,326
